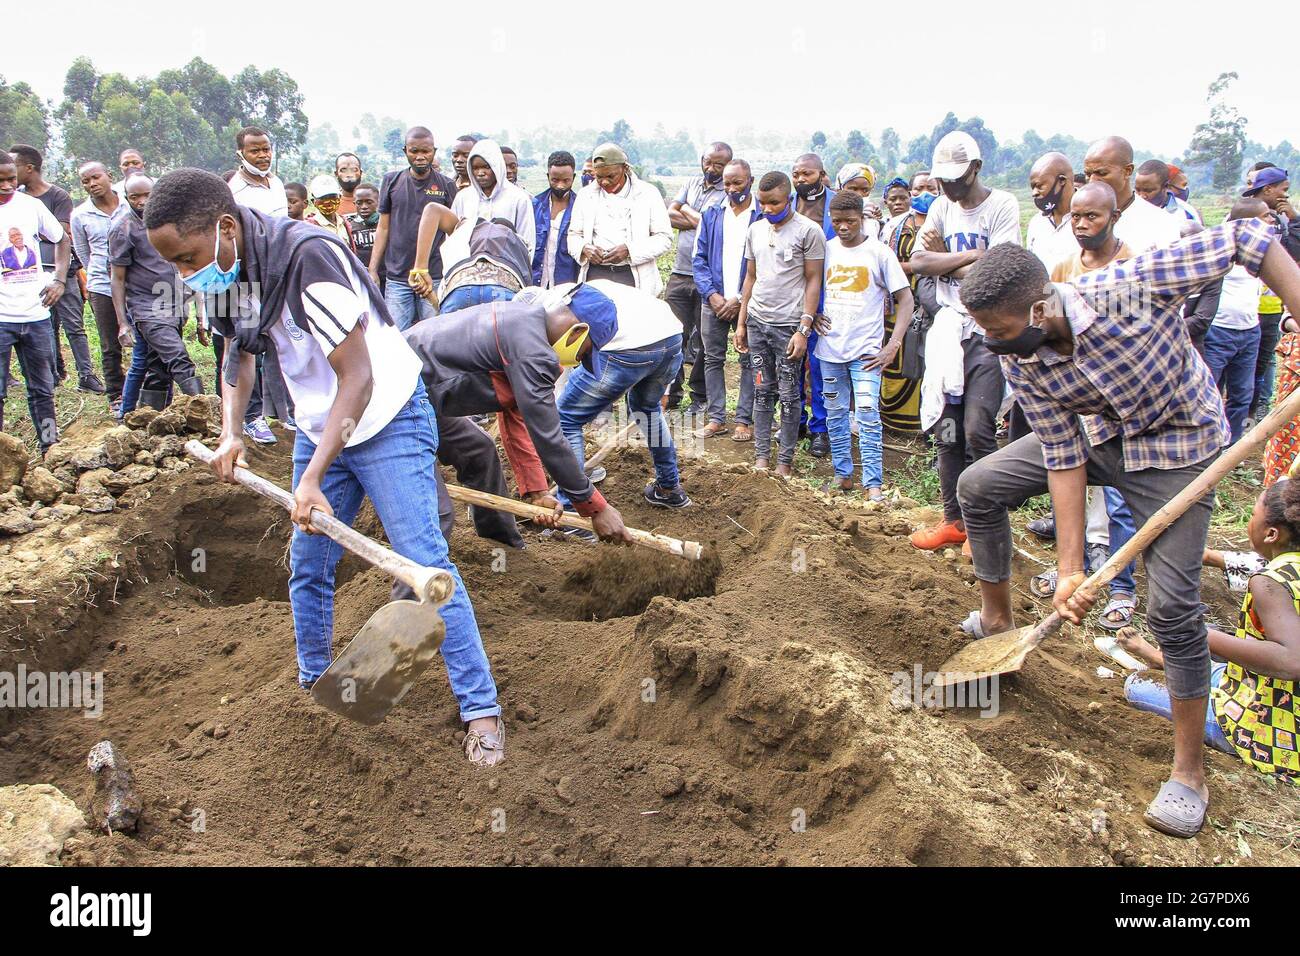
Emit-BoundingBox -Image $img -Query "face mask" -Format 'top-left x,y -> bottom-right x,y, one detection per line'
581,174 -> 594,187
704,169 -> 723,185
728,186 -> 752,207
337,176 -> 360,191
238,150 -> 271,179
794,181 -> 822,201
1077,227 -> 1114,252
183,222 -> 240,295
550,186 -> 570,201
1033,178 -> 1066,216
363,211 -> 380,227
763,202 -> 793,226
553,323 -> 590,368
1170,184 -> 1190,202
911,192 -> 936,216
984,319 -> 1048,358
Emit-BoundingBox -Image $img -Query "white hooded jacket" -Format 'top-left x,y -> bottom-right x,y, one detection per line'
448,139 -> 536,261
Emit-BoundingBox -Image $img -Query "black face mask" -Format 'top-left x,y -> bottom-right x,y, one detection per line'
337,176 -> 361,191
795,181 -> 823,201
984,322 -> 1048,358
550,186 -> 570,201
1077,226 -> 1114,252
704,168 -> 723,185
1034,177 -> 1066,216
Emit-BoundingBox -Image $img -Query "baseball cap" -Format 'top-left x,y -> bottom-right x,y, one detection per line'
590,143 -> 628,167
546,282 -> 619,375
309,174 -> 341,200
931,131 -> 981,181
1243,166 -> 1288,196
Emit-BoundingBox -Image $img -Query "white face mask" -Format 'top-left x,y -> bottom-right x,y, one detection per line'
237,149 -> 273,179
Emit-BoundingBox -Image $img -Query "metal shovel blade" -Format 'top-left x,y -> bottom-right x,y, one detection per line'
932,624 -> 1038,688
310,599 -> 447,725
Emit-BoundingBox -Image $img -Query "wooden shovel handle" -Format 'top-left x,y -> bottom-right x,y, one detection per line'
442,481 -> 705,561
184,440 -> 456,605
547,419 -> 641,497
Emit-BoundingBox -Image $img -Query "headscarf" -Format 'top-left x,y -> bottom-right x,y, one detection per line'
835,163 -> 877,192
882,176 -> 909,196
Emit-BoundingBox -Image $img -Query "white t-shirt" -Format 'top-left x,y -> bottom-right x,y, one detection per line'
586,278 -> 682,352
0,192 -> 63,322
1213,264 -> 1262,331
919,189 -> 1022,333
1114,193 -> 1182,253
229,173 -> 289,218
260,242 -> 421,446
1025,212 -> 1078,273
591,178 -> 634,249
817,237 -> 909,364
721,199 -> 752,301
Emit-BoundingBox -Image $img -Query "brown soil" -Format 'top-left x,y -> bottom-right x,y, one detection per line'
2,425 -> 1298,867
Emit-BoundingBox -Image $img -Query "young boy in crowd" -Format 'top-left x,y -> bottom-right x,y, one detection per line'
819,192 -> 913,499
733,171 -> 826,476
285,182 -> 308,221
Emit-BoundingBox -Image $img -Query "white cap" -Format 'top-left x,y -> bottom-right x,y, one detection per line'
309,174 -> 341,200
931,131 -> 981,181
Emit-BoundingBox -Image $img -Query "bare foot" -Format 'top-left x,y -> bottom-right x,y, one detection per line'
1115,627 -> 1163,668
775,463 -> 793,478
754,457 -> 769,472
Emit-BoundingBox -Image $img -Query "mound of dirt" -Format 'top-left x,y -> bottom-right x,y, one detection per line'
1,436 -> 1297,867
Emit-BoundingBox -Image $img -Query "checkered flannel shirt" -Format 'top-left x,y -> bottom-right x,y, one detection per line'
1004,218 -> 1275,472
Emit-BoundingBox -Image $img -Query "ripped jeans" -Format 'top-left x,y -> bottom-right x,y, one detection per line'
747,319 -> 803,465
821,358 -> 883,488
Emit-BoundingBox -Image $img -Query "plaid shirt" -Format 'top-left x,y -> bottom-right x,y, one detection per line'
1005,218 -> 1275,472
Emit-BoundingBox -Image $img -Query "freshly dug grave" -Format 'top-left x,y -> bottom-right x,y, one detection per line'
1,433 -> 1298,867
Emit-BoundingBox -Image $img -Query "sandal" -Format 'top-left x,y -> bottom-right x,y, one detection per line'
731,425 -> 754,443
463,717 -> 506,767
1030,568 -> 1057,598
959,610 -> 987,639
1098,592 -> 1136,631
1092,634 -> 1148,672
1143,779 -> 1207,838
693,421 -> 729,439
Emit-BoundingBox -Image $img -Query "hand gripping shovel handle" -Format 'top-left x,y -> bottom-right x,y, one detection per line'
1020,384 -> 1300,653
184,440 -> 456,605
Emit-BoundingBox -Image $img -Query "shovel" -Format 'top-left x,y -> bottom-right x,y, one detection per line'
184,440 -> 456,725
934,384 -> 1300,687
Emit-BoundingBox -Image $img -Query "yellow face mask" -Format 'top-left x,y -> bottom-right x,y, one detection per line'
553,323 -> 590,368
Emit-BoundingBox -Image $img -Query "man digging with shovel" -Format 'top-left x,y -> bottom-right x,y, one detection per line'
145,169 -> 505,767
952,217 -> 1300,837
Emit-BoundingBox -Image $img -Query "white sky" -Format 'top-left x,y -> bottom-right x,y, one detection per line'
10,0 -> 1290,157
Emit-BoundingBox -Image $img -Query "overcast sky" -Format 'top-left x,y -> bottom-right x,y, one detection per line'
9,0 -> 1289,158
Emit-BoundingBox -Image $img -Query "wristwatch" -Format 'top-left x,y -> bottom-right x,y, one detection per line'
797,314 -> 814,337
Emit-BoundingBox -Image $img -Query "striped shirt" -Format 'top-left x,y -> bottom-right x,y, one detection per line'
1004,218 -> 1275,472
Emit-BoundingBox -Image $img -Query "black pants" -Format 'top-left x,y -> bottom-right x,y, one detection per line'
87,291 -> 125,400
48,281 -> 93,381
585,263 -> 636,286
434,413 -> 523,548
664,273 -> 706,407
212,333 -> 263,422
135,317 -> 199,386
1252,311 -> 1283,415
937,333 -> 1005,523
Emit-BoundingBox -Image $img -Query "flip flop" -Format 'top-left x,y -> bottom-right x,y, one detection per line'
1098,592 -> 1137,631
731,427 -> 754,443
959,610 -> 987,639
1030,568 -> 1057,598
1143,779 -> 1207,838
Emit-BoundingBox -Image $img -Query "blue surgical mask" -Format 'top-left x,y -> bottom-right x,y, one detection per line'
763,202 -> 792,225
581,174 -> 594,187
183,223 -> 240,295
728,187 -> 751,207
911,192 -> 936,216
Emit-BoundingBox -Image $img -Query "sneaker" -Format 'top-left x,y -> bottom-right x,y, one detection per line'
587,465 -> 607,484
281,415 -> 297,432
560,526 -> 598,544
1085,542 -> 1110,575
243,417 -> 277,444
644,482 -> 691,508
77,374 -> 106,394
910,520 -> 967,551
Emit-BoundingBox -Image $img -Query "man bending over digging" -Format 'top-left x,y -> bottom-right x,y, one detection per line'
952,218 -> 1300,837
145,168 -> 505,767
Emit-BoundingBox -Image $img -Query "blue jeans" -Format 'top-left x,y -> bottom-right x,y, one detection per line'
0,320 -> 58,450
821,358 -> 883,487
1203,323 -> 1261,444
384,278 -> 436,331
439,283 -> 514,315
1103,487 -> 1137,595
120,331 -> 151,414
289,390 -> 499,722
556,335 -> 683,501
1125,663 -> 1234,754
